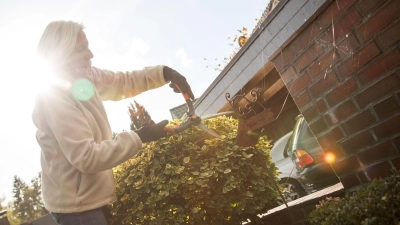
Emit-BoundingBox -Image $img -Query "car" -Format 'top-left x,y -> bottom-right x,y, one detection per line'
270,115 -> 340,203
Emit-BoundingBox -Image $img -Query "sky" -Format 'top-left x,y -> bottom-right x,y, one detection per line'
0,0 -> 271,203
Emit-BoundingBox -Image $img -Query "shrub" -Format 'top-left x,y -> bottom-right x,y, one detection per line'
110,116 -> 279,225
309,169 -> 400,225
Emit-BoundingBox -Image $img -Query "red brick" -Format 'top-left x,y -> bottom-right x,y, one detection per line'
260,215 -> 280,223
318,31 -> 335,49
357,171 -> 370,183
377,19 -> 400,49
326,78 -> 359,107
279,213 -> 293,224
294,43 -> 324,73
315,98 -> 329,113
290,209 -> 306,221
393,135 -> 400,151
287,73 -> 311,96
324,100 -> 358,126
279,66 -> 297,84
365,161 -> 393,179
302,105 -> 319,122
336,33 -> 360,58
332,9 -> 363,41
357,0 -> 400,41
332,155 -> 361,176
340,130 -> 376,154
319,0 -> 358,28
357,48 -> 400,86
340,173 -> 361,189
317,126 -> 345,149
309,71 -> 339,98
355,73 -> 400,108
308,49 -> 340,79
294,91 -> 312,110
272,47 -> 296,73
373,96 -> 400,119
357,0 -> 386,16
291,21 -> 324,53
336,41 -> 381,78
342,109 -> 376,135
302,205 -> 314,215
310,117 -> 328,135
392,156 -> 400,170
359,141 -> 396,165
319,9 -> 363,47
373,113 -> 400,139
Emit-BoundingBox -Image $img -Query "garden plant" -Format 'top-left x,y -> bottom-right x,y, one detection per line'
110,116 -> 279,225
310,169 -> 400,225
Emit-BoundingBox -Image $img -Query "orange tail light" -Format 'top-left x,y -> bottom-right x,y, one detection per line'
295,149 -> 314,168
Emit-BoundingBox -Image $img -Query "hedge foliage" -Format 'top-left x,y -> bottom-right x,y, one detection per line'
110,116 -> 279,225
309,169 -> 400,225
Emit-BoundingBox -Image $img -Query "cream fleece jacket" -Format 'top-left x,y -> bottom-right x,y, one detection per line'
32,66 -> 167,213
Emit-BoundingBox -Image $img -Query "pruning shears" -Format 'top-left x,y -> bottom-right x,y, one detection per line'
163,85 -> 231,139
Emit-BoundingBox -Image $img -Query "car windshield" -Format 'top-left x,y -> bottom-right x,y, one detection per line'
299,122 -> 314,142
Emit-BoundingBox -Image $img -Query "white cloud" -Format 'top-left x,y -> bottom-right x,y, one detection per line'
175,49 -> 193,68
130,38 -> 150,55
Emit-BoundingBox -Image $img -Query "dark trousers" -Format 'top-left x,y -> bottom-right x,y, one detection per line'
51,206 -> 111,225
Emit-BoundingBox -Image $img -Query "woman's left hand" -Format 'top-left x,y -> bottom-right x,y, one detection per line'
163,66 -> 195,100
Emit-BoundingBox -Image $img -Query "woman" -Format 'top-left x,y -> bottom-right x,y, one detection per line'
32,20 -> 194,225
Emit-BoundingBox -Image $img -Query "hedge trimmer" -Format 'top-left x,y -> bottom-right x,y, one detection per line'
163,85 -> 233,139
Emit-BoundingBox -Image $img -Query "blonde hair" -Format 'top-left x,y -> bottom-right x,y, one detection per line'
37,21 -> 84,68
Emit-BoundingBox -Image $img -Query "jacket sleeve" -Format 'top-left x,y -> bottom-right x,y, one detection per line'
90,66 -> 168,101
33,91 -> 143,174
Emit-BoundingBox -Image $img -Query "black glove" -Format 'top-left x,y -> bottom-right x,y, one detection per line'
163,66 -> 195,100
134,120 -> 169,143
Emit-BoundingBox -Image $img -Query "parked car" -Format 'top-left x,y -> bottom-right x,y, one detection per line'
270,115 -> 340,203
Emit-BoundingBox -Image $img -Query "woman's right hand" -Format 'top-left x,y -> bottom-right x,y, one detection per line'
134,120 -> 169,143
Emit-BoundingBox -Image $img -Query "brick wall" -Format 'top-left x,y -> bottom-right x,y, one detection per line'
271,0 -> 400,190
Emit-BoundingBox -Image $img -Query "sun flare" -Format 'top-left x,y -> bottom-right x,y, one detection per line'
28,58 -> 72,94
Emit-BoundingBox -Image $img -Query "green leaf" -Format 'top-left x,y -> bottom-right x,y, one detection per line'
175,166 -> 185,174
224,169 -> 231,174
246,191 -> 253,197
243,152 -> 254,158
192,207 -> 199,214
183,157 -> 190,163
200,162 -> 209,169
200,172 -> 209,177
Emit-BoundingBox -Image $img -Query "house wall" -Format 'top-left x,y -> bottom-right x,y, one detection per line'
271,0 -> 400,191
194,0 -> 332,117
